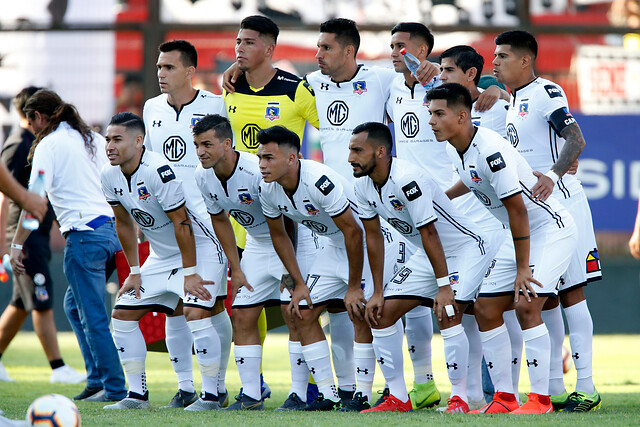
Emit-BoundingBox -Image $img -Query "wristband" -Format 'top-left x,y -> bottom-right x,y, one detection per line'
183,266 -> 197,276
129,265 -> 140,275
436,276 -> 449,288
544,170 -> 560,185
10,243 -> 23,250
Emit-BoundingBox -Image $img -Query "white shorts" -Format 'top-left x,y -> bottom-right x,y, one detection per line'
233,235 -> 321,308
287,229 -> 401,308
558,190 -> 602,292
115,245 -> 227,312
479,218 -> 578,298
384,228 -> 502,305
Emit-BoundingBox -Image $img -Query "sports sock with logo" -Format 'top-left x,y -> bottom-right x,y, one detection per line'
541,304 -> 566,395
302,340 -> 340,401
328,311 -> 356,392
372,325 -> 408,402
234,344 -> 262,400
354,342 -> 375,402
211,310 -> 232,394
112,319 -> 147,396
479,323 -> 513,394
405,306 -> 434,383
288,341 -> 308,402
165,315 -> 195,393
188,318 -> 221,397
441,324 -> 469,402
522,323 -> 550,396
564,300 -> 595,394
462,314 -> 484,403
503,309 -> 522,398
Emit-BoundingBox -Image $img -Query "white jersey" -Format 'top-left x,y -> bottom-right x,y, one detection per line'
305,65 -> 396,182
143,89 -> 226,217
505,77 -> 582,199
447,126 -> 570,233
386,74 -> 455,191
101,150 -> 223,271
30,122 -> 113,233
355,158 -> 487,257
472,90 -> 508,139
260,159 -> 358,248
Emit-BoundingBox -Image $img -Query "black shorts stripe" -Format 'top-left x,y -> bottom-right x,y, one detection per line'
114,303 -> 176,314
519,181 -> 565,229
384,295 -> 434,308
187,207 -> 224,263
433,202 -> 485,255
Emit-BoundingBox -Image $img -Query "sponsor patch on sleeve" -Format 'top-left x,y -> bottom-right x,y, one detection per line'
544,84 -> 563,99
315,175 -> 335,195
302,80 -> 315,95
157,165 -> 176,183
401,181 -> 422,201
486,152 -> 507,172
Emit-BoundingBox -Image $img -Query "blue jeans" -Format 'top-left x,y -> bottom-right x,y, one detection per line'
62,221 -> 126,399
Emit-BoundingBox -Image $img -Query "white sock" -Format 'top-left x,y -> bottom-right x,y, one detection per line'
210,310 -> 232,394
372,325 -> 408,402
288,341 -> 308,402
354,342 -> 375,402
328,312 -> 355,392
564,300 -> 595,394
441,324 -> 469,402
479,323 -> 513,394
541,305 -> 566,395
503,309 -> 522,397
188,318 -> 221,396
462,314 -> 483,403
405,306 -> 434,383
302,340 -> 339,401
234,345 -> 262,400
165,315 -> 194,393
112,319 -> 147,396
522,323 -> 550,396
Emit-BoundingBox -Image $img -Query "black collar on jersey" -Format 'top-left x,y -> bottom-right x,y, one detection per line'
284,160 -> 302,202
404,79 -> 420,98
123,146 -> 146,191
373,157 -> 392,197
218,150 -> 241,197
167,89 -> 200,121
331,64 -> 363,87
233,69 -> 300,101
511,77 -> 539,106
457,126 -> 479,165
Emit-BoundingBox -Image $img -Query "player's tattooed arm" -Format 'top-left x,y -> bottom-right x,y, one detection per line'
179,210 -> 194,236
553,122 -> 586,177
280,274 -> 295,292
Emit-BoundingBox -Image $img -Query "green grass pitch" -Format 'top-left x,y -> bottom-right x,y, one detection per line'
1,332 -> 638,426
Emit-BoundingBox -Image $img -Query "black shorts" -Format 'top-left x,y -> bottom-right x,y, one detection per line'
10,233 -> 53,312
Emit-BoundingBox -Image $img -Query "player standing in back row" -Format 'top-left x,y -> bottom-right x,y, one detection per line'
493,30 -> 602,412
142,40 -> 232,408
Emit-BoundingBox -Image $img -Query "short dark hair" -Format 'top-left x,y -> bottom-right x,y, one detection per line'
257,125 -> 300,153
426,83 -> 472,112
320,18 -> 360,56
495,30 -> 538,60
192,114 -> 233,141
159,40 -> 198,68
391,22 -> 434,56
240,15 -> 279,43
109,112 -> 145,136
352,122 -> 393,155
13,86 -> 41,120
440,45 -> 484,86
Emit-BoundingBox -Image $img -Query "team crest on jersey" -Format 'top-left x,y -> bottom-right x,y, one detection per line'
238,193 -> 254,205
390,199 -> 405,211
190,114 -> 205,128
449,273 -> 459,286
304,203 -> 319,215
353,81 -> 367,94
470,169 -> 482,183
423,93 -> 430,107
518,102 -> 529,116
137,186 -> 151,200
265,103 -> 281,121
585,249 -> 601,274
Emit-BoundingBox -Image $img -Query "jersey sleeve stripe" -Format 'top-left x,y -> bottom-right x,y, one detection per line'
164,201 -> 186,213
329,203 -> 350,219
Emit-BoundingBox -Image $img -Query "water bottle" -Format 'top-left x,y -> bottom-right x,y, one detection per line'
400,48 -> 440,90
22,170 -> 46,231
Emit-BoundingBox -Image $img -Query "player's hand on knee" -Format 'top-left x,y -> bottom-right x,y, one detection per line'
365,293 -> 384,327
513,268 -> 542,303
230,270 -> 252,304
344,287 -> 366,322
531,171 -> 554,202
434,285 -> 456,323
119,273 -> 142,298
184,274 -> 213,301
289,284 -> 312,320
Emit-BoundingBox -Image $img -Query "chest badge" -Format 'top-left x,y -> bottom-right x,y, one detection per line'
138,186 -> 151,200
390,199 -> 405,211
239,193 -> 254,205
353,81 -> 367,94
304,203 -> 319,215
518,102 -> 529,116
265,102 -> 280,121
470,169 -> 482,183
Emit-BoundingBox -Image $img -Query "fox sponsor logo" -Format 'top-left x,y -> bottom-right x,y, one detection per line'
157,165 -> 176,183
487,152 -> 506,172
544,84 -> 563,98
315,175 -> 335,195
401,181 -> 422,201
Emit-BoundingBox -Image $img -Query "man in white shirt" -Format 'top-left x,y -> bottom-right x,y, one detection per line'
257,125 -> 400,411
193,114 -> 320,411
349,122 -> 498,413
493,30 -> 602,412
142,40 -> 232,408
428,83 -> 577,414
101,113 -> 226,411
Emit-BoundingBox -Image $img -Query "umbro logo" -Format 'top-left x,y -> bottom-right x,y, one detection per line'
512,357 -> 518,365
114,188 -> 123,196
368,200 -> 377,208
377,357 -> 385,365
408,345 -> 415,353
170,357 -> 178,363
527,359 -> 538,367
236,357 -> 245,364
573,353 -> 579,360
118,347 -> 125,352
196,348 -> 208,354
320,83 -> 329,90
310,367 -> 316,374
228,105 -> 237,113
296,358 -> 304,365
446,362 -> 458,370
152,120 -> 161,127
487,362 -> 494,369
396,97 -> 402,104
356,368 -> 369,374
278,205 -> 289,213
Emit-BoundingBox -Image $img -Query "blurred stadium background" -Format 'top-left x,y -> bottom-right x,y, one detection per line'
0,0 -> 638,333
